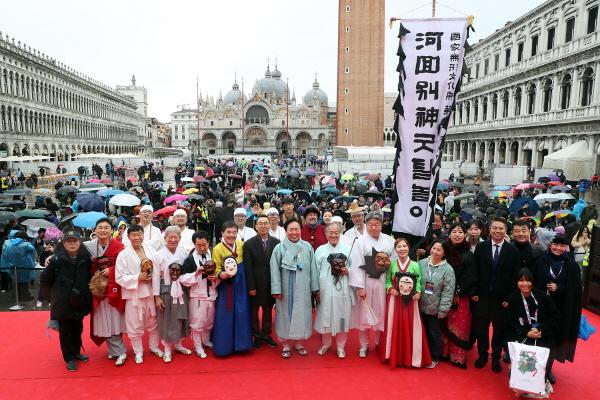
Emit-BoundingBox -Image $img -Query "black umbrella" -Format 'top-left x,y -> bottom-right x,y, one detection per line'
187,194 -> 205,201
363,189 -> 383,198
56,186 -> 79,195
293,190 -> 311,202
538,177 -> 550,183
76,193 -> 105,212
0,211 -> 17,222
464,185 -> 480,193
259,187 -> 277,195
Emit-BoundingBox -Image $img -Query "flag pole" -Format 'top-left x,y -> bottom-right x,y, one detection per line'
241,77 -> 245,154
432,0 -> 436,18
286,78 -> 289,156
196,77 -> 200,157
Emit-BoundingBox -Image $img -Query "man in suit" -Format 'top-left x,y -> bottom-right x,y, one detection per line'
472,217 -> 519,373
244,214 -> 280,348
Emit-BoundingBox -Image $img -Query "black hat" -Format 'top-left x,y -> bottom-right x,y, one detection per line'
63,230 -> 81,241
303,206 -> 320,218
551,235 -> 569,246
282,197 -> 295,205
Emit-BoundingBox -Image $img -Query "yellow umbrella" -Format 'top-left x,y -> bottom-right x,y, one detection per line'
183,188 -> 199,194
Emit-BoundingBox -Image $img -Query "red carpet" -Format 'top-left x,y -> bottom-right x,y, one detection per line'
0,311 -> 598,400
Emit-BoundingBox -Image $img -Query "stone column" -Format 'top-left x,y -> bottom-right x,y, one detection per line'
505,141 -> 511,165
474,141 -> 481,164
508,88 -> 515,117
531,140 -> 539,168
548,137 -> 555,154
552,75 -> 561,111
571,68 -> 581,109
593,62 -> 600,105
517,139 -> 524,165
483,141 -> 490,166
477,96 -> 484,122
493,140 -> 500,164
467,142 -> 472,162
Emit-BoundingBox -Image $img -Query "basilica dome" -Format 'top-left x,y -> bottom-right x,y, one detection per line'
303,77 -> 328,106
224,81 -> 242,105
252,64 -> 288,100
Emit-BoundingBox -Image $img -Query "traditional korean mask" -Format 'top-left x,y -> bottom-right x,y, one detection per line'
169,263 -> 182,281
396,272 -> 417,304
374,251 -> 391,272
203,260 -> 216,276
327,253 -> 347,283
223,256 -> 238,277
140,258 -> 153,277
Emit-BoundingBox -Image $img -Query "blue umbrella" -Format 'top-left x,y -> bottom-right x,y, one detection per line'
277,189 -> 292,195
508,197 -> 540,216
493,185 -> 511,191
73,211 -> 107,229
324,186 -> 341,194
437,182 -> 449,190
76,193 -> 105,212
97,189 -> 125,198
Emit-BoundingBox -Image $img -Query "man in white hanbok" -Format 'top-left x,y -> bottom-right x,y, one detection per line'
115,224 -> 162,364
234,208 -> 257,242
172,209 -> 195,251
349,212 -> 395,358
314,222 -> 352,358
342,201 -> 366,248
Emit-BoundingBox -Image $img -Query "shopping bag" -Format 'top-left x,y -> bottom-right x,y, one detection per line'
579,315 -> 597,341
508,340 -> 550,396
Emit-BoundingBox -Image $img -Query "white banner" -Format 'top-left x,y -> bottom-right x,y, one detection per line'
393,18 -> 468,237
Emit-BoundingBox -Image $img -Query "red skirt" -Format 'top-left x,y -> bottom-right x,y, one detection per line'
442,296 -> 472,364
379,294 -> 432,368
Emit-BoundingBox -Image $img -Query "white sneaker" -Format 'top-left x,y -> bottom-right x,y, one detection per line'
135,353 -> 143,364
150,348 -> 164,358
202,340 -> 213,349
337,349 -> 346,359
163,353 -> 172,363
425,360 -> 439,369
196,349 -> 207,359
358,348 -> 368,358
107,354 -> 116,360
175,346 -> 192,355
115,354 -> 127,366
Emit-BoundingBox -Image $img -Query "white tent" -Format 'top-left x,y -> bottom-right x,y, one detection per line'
542,140 -> 593,180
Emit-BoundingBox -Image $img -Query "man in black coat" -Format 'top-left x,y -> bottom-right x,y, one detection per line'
243,215 -> 280,348
511,219 -> 544,274
472,217 -> 519,373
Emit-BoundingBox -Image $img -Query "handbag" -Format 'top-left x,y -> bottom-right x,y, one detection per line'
508,339 -> 550,396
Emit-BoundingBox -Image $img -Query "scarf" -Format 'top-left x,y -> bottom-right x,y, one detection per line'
170,279 -> 184,304
444,239 -> 470,269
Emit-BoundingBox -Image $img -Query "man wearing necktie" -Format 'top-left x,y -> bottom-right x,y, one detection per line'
471,217 -> 519,373
244,215 -> 280,348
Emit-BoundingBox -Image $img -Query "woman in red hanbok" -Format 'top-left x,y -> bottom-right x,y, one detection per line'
379,238 -> 432,367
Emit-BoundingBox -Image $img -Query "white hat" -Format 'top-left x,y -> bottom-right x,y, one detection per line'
266,207 -> 279,216
234,207 -> 247,216
345,201 -> 366,214
173,209 -> 187,217
26,226 -> 40,239
140,205 -> 153,213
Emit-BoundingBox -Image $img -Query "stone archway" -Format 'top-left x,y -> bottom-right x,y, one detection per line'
295,132 -> 312,156
222,131 -> 236,154
203,132 -> 218,155
244,127 -> 268,149
21,144 -> 31,156
276,131 -> 289,155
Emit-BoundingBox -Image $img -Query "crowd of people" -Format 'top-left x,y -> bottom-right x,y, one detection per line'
0,156 -> 588,397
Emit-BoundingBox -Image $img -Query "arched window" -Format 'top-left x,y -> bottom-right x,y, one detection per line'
482,97 -> 488,121
492,93 -> 498,119
465,101 -> 471,123
473,99 -> 479,122
458,103 -> 463,124
502,91 -> 509,118
542,79 -> 552,112
527,84 -> 536,114
581,68 -> 594,106
514,87 -> 522,116
560,74 -> 572,109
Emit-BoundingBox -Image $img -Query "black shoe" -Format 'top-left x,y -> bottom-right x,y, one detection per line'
547,372 -> 557,384
66,360 -> 77,372
492,359 -> 502,373
264,336 -> 277,348
451,360 -> 468,370
474,356 -> 488,369
502,352 -> 511,364
74,354 -> 89,362
253,338 -> 262,349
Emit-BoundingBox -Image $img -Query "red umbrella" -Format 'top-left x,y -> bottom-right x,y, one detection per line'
127,177 -> 139,182
153,205 -> 178,217
547,181 -> 562,187
193,175 -> 205,183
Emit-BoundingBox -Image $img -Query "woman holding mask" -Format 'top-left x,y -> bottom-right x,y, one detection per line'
532,236 -> 582,384
442,223 -> 477,369
379,238 -> 431,368
40,231 -> 92,372
418,240 -> 455,369
84,218 -> 127,366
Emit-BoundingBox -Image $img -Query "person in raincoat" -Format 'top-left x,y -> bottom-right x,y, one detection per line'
1,230 -> 37,301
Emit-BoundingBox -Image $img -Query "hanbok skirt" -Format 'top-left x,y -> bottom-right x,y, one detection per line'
157,280 -> 190,344
379,295 -> 432,368
212,263 -> 253,356
442,296 -> 472,364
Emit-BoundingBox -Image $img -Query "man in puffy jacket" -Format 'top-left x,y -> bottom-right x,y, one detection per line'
0,230 -> 37,301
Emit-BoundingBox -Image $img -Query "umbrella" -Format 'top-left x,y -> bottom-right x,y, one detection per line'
277,189 -> 292,195
509,197 -> 540,215
292,190 -> 311,202
437,182 -> 449,190
187,194 -> 205,201
550,185 -> 571,192
554,192 -> 575,201
76,193 -> 105,212
183,184 -> 195,189
73,211 -> 107,229
547,181 -> 563,187
109,193 -> 141,207
183,188 -> 199,195
22,219 -> 56,229
97,189 -> 125,198
31,188 -> 54,196
490,191 -> 511,198
79,183 -> 107,192
493,185 -> 512,191
323,186 -> 341,194
153,206 -> 178,217
321,175 -> 335,186
455,193 -> 476,201
334,195 -> 358,203
193,175 -> 206,183
180,177 -> 194,182
528,183 -> 546,190
533,193 -> 562,203
305,168 -> 317,177
448,181 -> 464,188
460,208 -> 484,220
127,177 -> 139,182
164,194 -> 188,204
286,169 -> 300,178
228,174 -> 242,179
259,187 -> 276,195
56,186 -> 79,195
363,189 -> 383,198
2,189 -> 30,196
515,183 -> 531,190
340,173 -> 355,181
0,211 -> 17,222
464,185 -> 480,193
226,161 -> 234,167
15,209 -> 51,219
538,177 -> 550,183
0,199 -> 25,208
543,210 -> 574,220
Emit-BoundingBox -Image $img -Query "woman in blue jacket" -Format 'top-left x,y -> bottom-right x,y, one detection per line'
0,230 -> 37,301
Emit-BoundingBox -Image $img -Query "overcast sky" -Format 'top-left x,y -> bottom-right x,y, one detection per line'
1,0 -> 543,121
